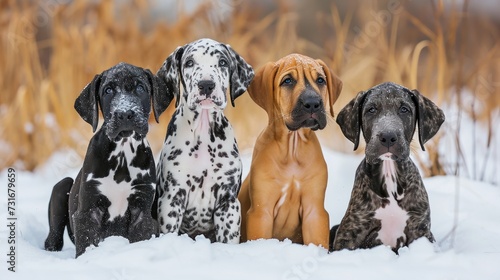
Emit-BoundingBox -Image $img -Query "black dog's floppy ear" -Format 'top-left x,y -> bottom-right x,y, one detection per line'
224,44 -> 255,107
157,46 -> 184,108
144,69 -> 173,123
74,74 -> 102,132
336,90 -> 369,151
408,89 -> 445,151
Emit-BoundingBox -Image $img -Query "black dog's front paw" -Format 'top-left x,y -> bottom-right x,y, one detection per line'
44,233 -> 64,251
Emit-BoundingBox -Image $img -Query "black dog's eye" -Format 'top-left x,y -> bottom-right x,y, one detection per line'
185,60 -> 194,67
105,87 -> 113,95
280,77 -> 294,86
367,107 -> 377,114
219,59 -> 228,67
136,84 -> 145,92
400,106 -> 410,113
317,77 -> 326,85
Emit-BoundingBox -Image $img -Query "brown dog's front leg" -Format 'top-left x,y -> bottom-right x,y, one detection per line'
246,206 -> 274,240
301,205 -> 330,249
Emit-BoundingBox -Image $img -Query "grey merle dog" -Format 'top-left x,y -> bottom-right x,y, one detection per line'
44,63 -> 172,257
330,82 -> 445,252
154,38 -> 254,243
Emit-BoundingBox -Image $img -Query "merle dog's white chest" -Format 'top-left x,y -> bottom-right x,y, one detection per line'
374,160 -> 409,248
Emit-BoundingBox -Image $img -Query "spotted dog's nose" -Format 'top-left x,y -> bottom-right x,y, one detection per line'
379,131 -> 398,148
198,80 -> 215,96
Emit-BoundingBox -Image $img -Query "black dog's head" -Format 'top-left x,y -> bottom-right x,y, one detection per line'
336,82 -> 445,164
74,62 -> 173,140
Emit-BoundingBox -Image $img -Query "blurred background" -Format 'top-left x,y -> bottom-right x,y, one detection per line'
1,0 -> 499,184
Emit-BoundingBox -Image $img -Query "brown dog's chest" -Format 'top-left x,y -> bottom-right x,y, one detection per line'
272,177 -> 303,242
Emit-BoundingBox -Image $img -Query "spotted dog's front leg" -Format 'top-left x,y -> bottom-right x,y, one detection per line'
214,196 -> 241,243
157,184 -> 187,234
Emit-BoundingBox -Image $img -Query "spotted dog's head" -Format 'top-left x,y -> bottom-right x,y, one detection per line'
336,82 -> 445,163
74,62 -> 173,140
248,54 -> 342,131
157,38 -> 254,111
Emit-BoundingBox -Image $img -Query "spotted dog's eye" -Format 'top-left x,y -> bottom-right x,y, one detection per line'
219,59 -> 228,67
185,60 -> 194,67
280,77 -> 294,86
317,77 -> 326,85
400,106 -> 410,113
105,87 -> 113,95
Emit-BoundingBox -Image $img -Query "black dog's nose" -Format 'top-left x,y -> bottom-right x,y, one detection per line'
198,80 -> 215,96
301,96 -> 322,113
379,132 -> 398,147
115,110 -> 135,120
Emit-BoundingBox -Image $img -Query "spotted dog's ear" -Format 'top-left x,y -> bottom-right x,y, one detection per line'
316,59 -> 343,117
336,90 -> 370,151
74,74 -> 102,132
247,62 -> 279,116
144,68 -> 174,123
157,46 -> 184,108
407,89 -> 445,151
223,44 -> 255,107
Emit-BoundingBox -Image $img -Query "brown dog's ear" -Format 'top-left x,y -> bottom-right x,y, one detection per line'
408,89 -> 445,151
157,46 -> 184,108
144,69 -> 174,123
316,59 -> 342,117
247,62 -> 279,115
74,74 -> 102,132
336,90 -> 369,150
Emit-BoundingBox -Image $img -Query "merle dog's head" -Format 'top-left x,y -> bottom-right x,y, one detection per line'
156,38 -> 254,111
74,62 -> 173,140
336,82 -> 445,164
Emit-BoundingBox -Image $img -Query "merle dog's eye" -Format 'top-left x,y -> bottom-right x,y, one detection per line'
400,106 -> 409,113
136,84 -> 145,92
281,77 -> 294,86
367,107 -> 376,114
219,59 -> 228,67
317,77 -> 326,85
105,87 -> 113,95
185,60 -> 194,67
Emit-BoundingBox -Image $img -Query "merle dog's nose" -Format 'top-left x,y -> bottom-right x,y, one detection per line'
379,132 -> 398,147
115,110 -> 135,120
198,80 -> 215,96
301,96 -> 322,113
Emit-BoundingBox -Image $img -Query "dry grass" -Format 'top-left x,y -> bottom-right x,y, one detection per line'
0,0 -> 499,179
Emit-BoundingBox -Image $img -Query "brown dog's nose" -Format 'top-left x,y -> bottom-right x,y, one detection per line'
379,132 -> 397,147
198,80 -> 215,96
301,96 -> 322,113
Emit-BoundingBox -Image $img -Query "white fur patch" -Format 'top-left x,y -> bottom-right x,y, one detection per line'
374,155 -> 409,248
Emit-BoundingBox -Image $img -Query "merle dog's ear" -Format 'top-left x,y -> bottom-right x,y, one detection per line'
74,74 -> 102,132
157,46 -> 184,108
144,69 -> 173,123
408,89 -> 445,151
336,90 -> 369,150
224,44 -> 255,107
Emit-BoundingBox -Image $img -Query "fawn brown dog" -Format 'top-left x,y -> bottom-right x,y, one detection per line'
239,54 -> 342,248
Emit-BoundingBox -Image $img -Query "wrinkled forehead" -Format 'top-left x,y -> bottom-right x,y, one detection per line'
365,85 -> 415,109
275,54 -> 325,76
182,39 -> 228,62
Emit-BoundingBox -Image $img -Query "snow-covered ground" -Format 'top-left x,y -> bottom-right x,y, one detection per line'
1,145 -> 500,279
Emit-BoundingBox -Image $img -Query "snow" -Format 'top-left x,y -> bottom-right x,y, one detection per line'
1,146 -> 500,280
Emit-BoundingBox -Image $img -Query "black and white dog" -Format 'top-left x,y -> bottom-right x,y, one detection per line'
154,38 -> 254,243
330,82 -> 445,252
44,63 -> 172,257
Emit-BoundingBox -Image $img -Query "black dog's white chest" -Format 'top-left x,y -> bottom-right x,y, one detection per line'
374,160 -> 409,247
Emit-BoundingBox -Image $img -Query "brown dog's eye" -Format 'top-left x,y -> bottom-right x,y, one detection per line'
316,77 -> 326,85
280,77 -> 294,86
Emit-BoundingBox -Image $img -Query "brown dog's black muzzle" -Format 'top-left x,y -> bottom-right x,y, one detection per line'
287,91 -> 327,131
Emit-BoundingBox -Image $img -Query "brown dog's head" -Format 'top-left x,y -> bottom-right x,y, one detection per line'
248,54 -> 342,131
